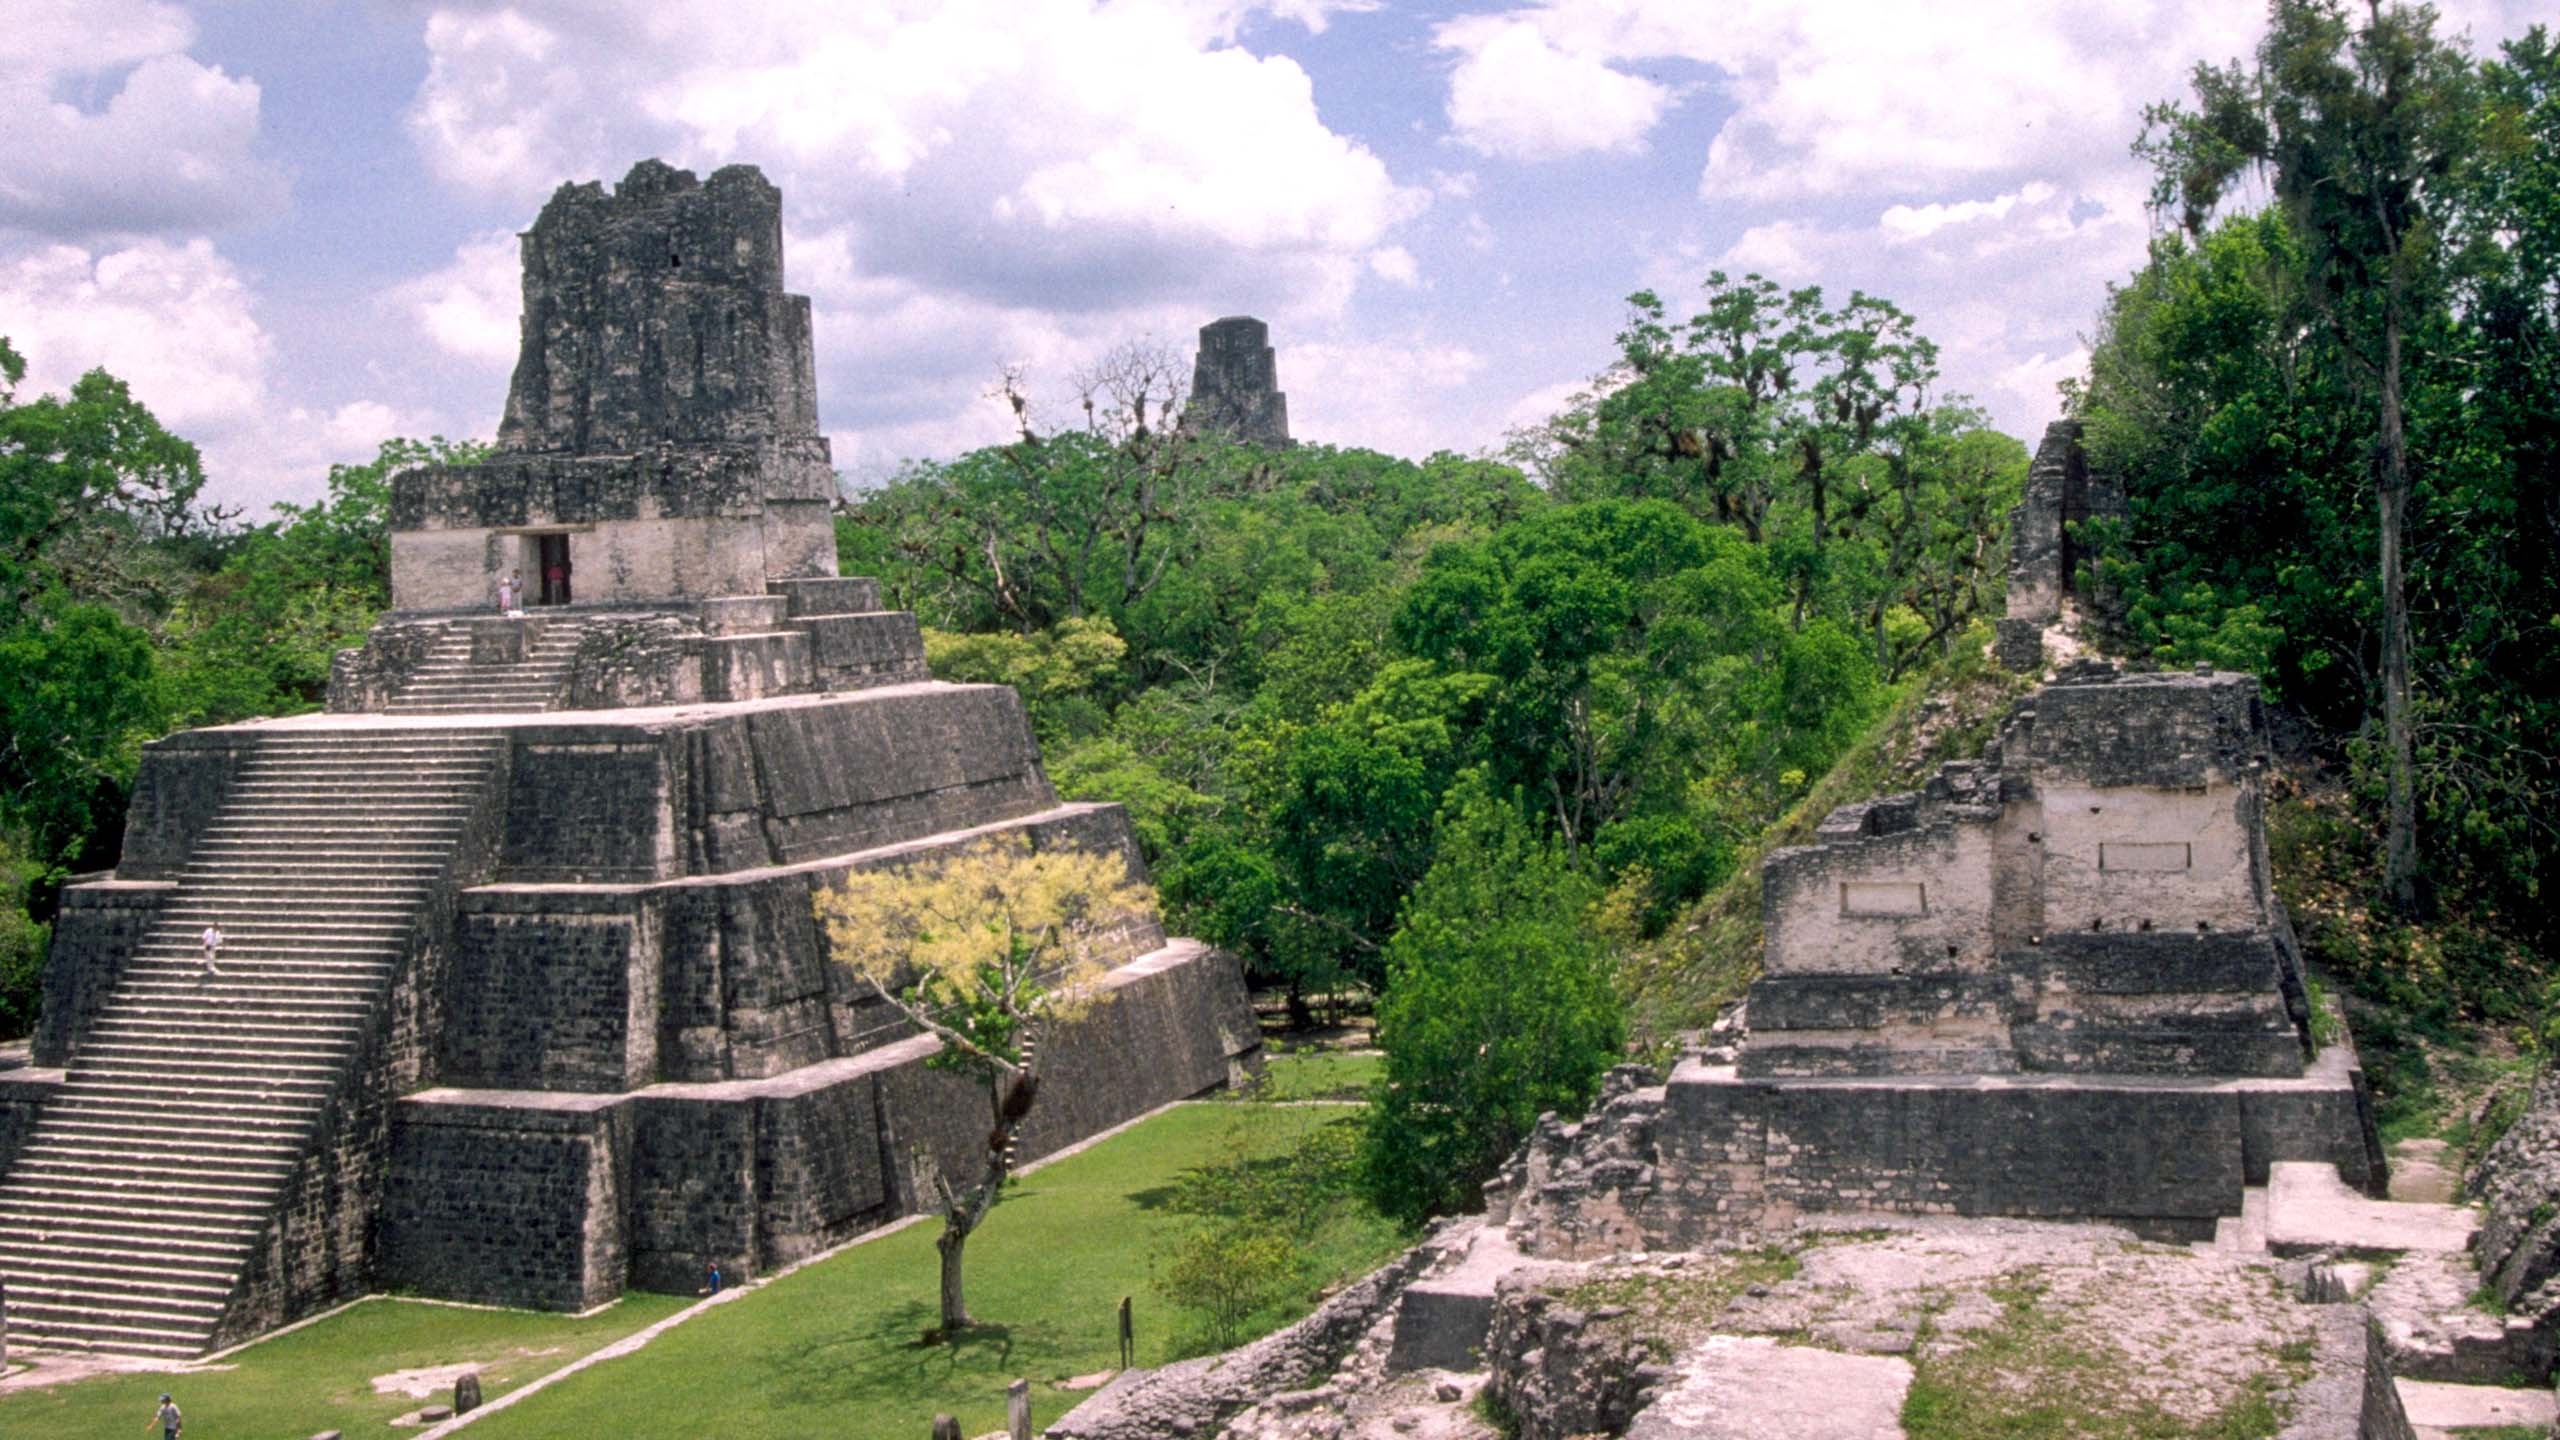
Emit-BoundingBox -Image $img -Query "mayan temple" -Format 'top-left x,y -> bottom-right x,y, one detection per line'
1183,315 -> 1292,448
1493,630 -> 2384,1255
0,160 -> 1258,1358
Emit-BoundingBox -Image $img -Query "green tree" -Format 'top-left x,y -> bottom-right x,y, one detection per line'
0,337 -> 216,619
2140,0 -> 2480,910
1360,779 -> 1624,1225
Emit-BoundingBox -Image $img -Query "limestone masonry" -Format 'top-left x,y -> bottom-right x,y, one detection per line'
1490,658 -> 2383,1254
0,161 -> 1259,1359
387,159 -> 838,615
1184,315 -> 1292,448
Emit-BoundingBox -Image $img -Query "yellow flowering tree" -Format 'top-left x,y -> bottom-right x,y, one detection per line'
814,836 -> 1151,1336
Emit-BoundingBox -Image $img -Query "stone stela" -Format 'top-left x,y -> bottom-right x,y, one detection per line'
0,160 -> 1262,1360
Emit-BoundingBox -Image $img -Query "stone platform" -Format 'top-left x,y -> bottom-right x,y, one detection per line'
14,677 -> 1258,1351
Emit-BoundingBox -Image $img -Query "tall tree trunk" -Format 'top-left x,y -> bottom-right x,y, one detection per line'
2377,307 -> 2419,913
936,1221 -> 973,1333
934,1074 -> 1029,1335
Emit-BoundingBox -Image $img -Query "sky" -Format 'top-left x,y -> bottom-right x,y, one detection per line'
1,0 -> 2547,515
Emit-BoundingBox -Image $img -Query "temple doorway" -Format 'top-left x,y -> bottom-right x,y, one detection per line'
536,533 -> 573,605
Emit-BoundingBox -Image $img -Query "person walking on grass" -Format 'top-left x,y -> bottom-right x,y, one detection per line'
150,1392 -> 182,1438
199,924 -> 223,979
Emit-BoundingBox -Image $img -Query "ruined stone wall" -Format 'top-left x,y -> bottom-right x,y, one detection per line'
501,160 -> 818,454
1998,419 -> 2127,670
1186,316 -> 1292,448
1744,666 -> 2304,1080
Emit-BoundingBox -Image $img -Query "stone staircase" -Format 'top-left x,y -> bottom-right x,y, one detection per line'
385,619 -> 585,715
0,730 -> 505,1356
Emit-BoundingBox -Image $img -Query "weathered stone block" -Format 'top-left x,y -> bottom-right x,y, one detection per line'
381,1093 -> 633,1311
770,576 -> 880,617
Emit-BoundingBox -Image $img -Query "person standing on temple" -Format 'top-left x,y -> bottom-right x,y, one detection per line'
496,570 -> 516,614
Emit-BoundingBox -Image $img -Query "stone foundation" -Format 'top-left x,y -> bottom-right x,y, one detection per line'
1497,1043 -> 2383,1256
382,940 -> 1256,1308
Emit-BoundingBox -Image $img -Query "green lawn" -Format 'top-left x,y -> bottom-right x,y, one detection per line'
1237,1046 -> 1380,1102
0,1064 -> 1399,1440
470,1100 -> 1397,1440
0,1290 -> 690,1439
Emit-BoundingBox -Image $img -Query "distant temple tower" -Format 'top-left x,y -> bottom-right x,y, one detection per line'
387,160 -> 840,613
1183,315 -> 1292,448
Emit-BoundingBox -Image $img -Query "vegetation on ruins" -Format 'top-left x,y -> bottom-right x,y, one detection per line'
813,837 -> 1152,1337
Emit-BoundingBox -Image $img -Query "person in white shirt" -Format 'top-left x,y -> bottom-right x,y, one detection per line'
200,924 -> 223,979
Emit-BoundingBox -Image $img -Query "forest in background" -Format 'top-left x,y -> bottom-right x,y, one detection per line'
1,0 -> 2551,1224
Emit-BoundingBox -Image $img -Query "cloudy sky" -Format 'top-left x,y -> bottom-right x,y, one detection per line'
1,0 -> 2545,513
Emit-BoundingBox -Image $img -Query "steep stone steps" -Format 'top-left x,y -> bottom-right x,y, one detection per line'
0,727 -> 504,1357
384,620 -> 586,715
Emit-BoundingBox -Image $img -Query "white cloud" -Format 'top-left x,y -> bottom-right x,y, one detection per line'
0,0 -> 286,238
388,231 -> 524,370
0,239 -> 441,511
1436,14 -> 1670,161
0,239 -> 269,426
1499,374 -> 1598,436
1369,246 -> 1420,286
394,0 -> 1435,472
1280,338 -> 1487,455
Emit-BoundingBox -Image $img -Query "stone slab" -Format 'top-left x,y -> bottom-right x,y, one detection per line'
2396,1379 -> 2556,1435
2267,1163 -> 2477,1256
1623,1336 -> 1910,1439
1387,1226 -> 1532,1373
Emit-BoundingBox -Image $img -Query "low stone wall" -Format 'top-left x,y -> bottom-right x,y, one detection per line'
325,619 -> 442,713
383,940 -> 1260,1309
1481,1277 -> 1669,1440
0,1065 -> 62,1174
2466,1070 -> 2560,1375
1048,1232 -> 1442,1439
801,612 -> 929,691
1500,1049 -> 2383,1257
